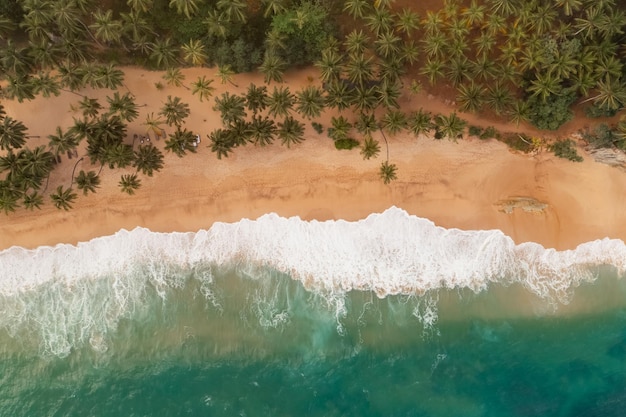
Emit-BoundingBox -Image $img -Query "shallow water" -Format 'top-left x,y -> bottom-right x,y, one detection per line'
1,208 -> 625,416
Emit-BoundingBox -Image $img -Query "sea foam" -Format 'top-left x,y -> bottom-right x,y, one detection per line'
0,206 -> 625,356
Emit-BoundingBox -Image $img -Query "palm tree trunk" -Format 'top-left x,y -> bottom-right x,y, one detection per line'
70,157 -> 84,187
379,128 -> 390,161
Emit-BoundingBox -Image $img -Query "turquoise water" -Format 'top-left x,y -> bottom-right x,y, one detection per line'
1,209 -> 626,416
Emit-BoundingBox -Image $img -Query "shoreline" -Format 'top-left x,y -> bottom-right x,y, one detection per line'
2,67 -> 626,252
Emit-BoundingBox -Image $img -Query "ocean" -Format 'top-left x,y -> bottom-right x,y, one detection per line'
1,207 -> 625,416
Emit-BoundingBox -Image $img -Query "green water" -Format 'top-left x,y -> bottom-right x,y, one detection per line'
1,266 -> 626,417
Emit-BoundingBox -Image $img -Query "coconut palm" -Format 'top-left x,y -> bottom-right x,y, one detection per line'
529,3 -> 557,35
105,143 -> 135,169
268,86 -> 295,119
375,30 -> 401,60
0,190 -> 19,214
457,82 -> 486,113
461,0 -> 485,27
87,115 -> 127,163
377,79 -> 401,110
245,84 -> 269,115
216,0 -> 247,23
355,112 -> 378,137
329,116 -> 352,141
295,86 -> 325,120
421,29 -> 446,58
395,8 -> 420,36
0,116 -> 28,150
90,9 -> 122,45
351,84 -> 378,114
159,96 -> 190,127
191,75 -> 216,102
344,29 -> 370,56
20,146 -> 54,183
262,0 -> 288,17
163,68 -> 187,88
75,170 -> 100,195
50,185 -> 77,210
434,112 -> 467,141
278,116 -> 305,148
422,10 -> 444,34
344,0 -> 370,19
345,53 -> 374,87
401,40 -> 420,67
259,52 -> 286,84
208,128 -> 235,159
78,97 -> 102,119
205,8 -> 228,38
149,37 -> 178,69
555,0 -> 582,16
23,191 -> 44,210
213,92 -> 247,125
360,136 -> 380,160
119,173 -> 141,195
169,0 -> 199,19
1,41 -> 33,76
181,39 -> 207,67
365,8 -> 393,36
528,72 -> 561,102
324,80 -> 353,112
381,110 -> 407,136
379,160 -> 397,184
107,92 -> 139,123
143,113 -> 166,138
57,62 -> 87,91
216,65 -> 238,87
133,144 -> 164,176
248,116 -> 276,146
485,82 -> 513,115
589,76 -> 626,112
127,0 -> 153,13
164,128 -> 198,157
3,75 -> 36,103
471,54 -> 497,83
96,64 -> 125,90
446,56 -> 471,87
315,48 -> 343,84
420,57 -> 444,85
474,32 -> 495,56
29,42 -> 60,70
486,0 -> 519,17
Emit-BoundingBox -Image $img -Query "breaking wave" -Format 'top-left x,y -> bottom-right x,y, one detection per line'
0,206 -> 624,357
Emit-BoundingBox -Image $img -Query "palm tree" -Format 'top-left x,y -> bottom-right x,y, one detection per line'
352,84 -> 379,114
485,82 -> 513,115
420,57 -> 444,85
57,62 -> 87,91
169,0 -> 199,19
345,53 -> 374,87
75,170 -> 100,195
3,75 -> 36,103
344,29 -> 370,56
248,116 -> 276,146
401,40 -> 420,67
105,143 -> 135,168
365,8 -> 393,36
344,0 -> 370,19
0,116 -> 28,150
470,54 -> 496,83
181,39 -> 207,67
315,48 -> 343,84
217,65 -> 238,87
379,160 -> 397,184
527,72 -> 561,102
208,128 -> 235,159
395,8 -> 420,36
0,189 -> 19,214
23,191 -> 44,210
159,96 -> 190,127
20,146 -> 54,187
90,9 -> 123,45
278,116 -> 305,148
79,97 -> 102,119
245,84 -> 269,115
259,52 -> 286,84
555,0 -> 582,16
421,29 -> 446,58
486,0 -> 519,18
324,80 -> 353,112
128,0 -> 153,13
164,128 -> 198,157
1,40 -> 33,75
216,0 -> 247,23
360,136 -> 380,160
377,79 -> 401,110
434,113 -> 467,141
50,185 -> 77,210
262,0 -> 287,17
107,92 -> 139,123
205,8 -> 228,38
163,68 -> 187,88
143,113 -> 166,138
191,76 -> 215,102
329,116 -> 353,141
461,0 -> 485,27
133,144 -> 164,176
119,173 -> 141,195
381,110 -> 407,136
30,72 -> 61,98
457,82 -> 486,113
149,37 -> 178,69
295,86 -> 325,120
96,64 -> 125,90
375,31 -> 401,60
588,76 -> 626,112
355,112 -> 378,137
268,86 -> 294,119
446,56 -> 471,87
213,92 -> 247,125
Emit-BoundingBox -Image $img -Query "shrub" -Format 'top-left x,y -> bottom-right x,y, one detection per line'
468,125 -> 483,137
334,138 -> 360,150
480,126 -> 500,140
526,91 -> 576,130
498,133 -> 535,153
584,103 -> 620,118
548,139 -> 583,162
581,124 -> 625,150
311,121 -> 324,134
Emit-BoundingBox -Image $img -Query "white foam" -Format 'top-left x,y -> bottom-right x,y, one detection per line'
1,206 -> 625,356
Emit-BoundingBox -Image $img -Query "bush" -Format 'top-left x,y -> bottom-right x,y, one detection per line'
526,91 -> 576,130
334,138 -> 360,150
548,139 -> 583,162
480,126 -> 500,140
311,121 -> 324,134
468,125 -> 483,137
498,133 -> 535,153
581,124 -> 625,150
584,103 -> 620,118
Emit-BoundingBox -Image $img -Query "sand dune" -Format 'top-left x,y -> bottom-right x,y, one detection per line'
1,66 -> 626,251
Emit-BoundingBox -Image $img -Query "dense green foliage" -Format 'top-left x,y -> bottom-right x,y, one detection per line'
548,139 -> 583,162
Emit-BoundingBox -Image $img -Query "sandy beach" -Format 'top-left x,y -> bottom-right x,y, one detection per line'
2,67 -> 626,252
